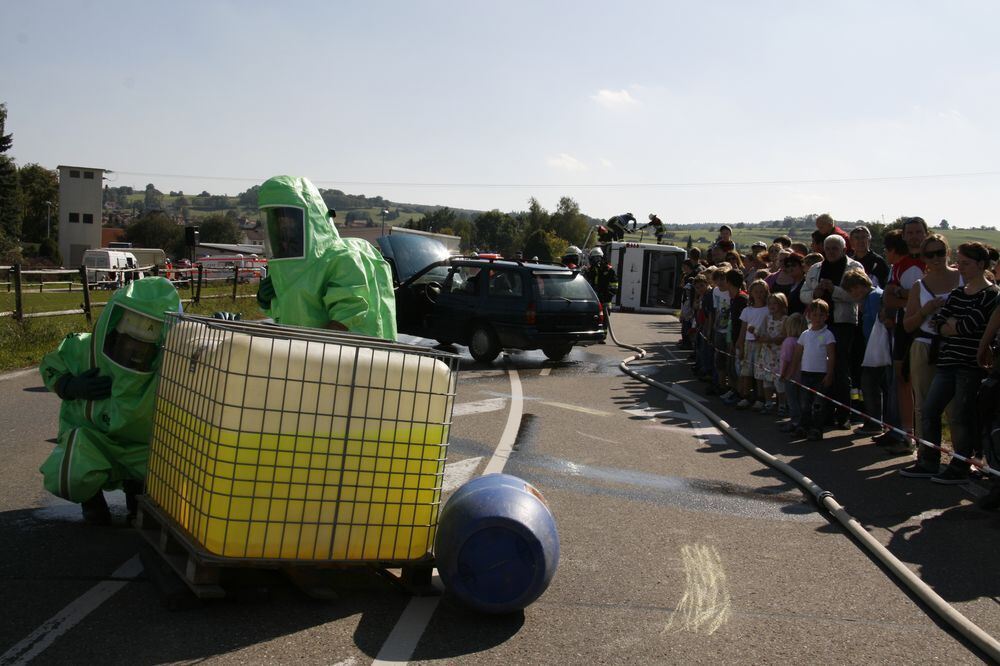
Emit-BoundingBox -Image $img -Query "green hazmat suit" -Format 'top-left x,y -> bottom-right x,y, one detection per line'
258,175 -> 397,340
38,277 -> 181,503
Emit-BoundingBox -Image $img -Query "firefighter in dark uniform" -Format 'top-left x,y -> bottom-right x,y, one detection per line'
585,247 -> 619,314
642,213 -> 666,244
606,213 -> 636,241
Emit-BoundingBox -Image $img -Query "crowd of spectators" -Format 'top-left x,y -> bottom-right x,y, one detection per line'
678,215 -> 1000,508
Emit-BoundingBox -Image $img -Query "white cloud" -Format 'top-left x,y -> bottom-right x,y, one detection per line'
547,153 -> 588,172
599,157 -> 614,168
591,89 -> 639,109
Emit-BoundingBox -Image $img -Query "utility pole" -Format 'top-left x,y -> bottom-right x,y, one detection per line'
44,201 -> 53,239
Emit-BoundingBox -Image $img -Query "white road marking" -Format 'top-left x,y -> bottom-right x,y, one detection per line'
539,367 -> 552,376
483,365 -> 524,475
452,398 -> 507,417
539,401 -> 609,416
623,401 -> 685,420
371,588 -> 443,665
1,555 -> 142,665
374,363 -> 523,665
664,544 -> 732,635
441,456 -> 483,492
461,369 -> 508,379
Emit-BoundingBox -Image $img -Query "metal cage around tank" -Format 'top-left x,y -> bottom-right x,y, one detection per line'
145,313 -> 459,566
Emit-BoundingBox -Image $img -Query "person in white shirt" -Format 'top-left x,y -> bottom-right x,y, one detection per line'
790,299 -> 837,441
735,279 -> 770,409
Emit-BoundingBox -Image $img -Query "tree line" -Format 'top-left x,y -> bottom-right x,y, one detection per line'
404,196 -> 592,261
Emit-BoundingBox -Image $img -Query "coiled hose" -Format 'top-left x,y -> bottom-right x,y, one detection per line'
605,311 -> 1000,661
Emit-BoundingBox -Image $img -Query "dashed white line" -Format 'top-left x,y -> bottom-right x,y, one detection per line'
539,367 -> 552,376
452,398 -> 507,417
441,456 -> 484,492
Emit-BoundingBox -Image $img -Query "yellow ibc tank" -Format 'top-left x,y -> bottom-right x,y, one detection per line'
147,319 -> 455,562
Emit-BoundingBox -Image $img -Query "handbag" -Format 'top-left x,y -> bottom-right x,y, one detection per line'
862,321 -> 892,368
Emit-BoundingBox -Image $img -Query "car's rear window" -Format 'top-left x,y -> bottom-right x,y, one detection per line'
534,272 -> 595,300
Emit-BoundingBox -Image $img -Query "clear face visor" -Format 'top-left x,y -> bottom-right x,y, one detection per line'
104,310 -> 162,372
262,206 -> 305,259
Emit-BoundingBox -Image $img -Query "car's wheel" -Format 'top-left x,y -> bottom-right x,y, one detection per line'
542,344 -> 573,361
468,325 -> 501,364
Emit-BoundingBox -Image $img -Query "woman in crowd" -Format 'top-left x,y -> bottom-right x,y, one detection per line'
901,243 -> 1000,483
901,234 -> 962,452
766,251 -> 806,315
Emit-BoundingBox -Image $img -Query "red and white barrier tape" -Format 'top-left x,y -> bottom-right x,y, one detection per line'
689,327 -> 999,479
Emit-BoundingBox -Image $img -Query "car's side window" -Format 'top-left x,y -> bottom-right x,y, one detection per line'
446,266 -> 481,295
488,270 -> 523,297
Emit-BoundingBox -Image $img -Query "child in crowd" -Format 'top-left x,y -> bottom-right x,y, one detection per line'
778,313 -> 807,432
691,274 -> 713,379
755,292 -> 789,414
803,252 -> 824,269
790,300 -> 836,441
712,266 -> 735,400
679,260 -> 698,348
736,279 -> 770,409
726,270 -> 749,405
844,270 -> 891,437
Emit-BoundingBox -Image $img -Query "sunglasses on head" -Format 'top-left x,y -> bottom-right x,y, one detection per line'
922,249 -> 947,259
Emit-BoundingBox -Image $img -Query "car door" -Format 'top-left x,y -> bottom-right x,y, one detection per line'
485,268 -> 527,346
425,264 -> 483,343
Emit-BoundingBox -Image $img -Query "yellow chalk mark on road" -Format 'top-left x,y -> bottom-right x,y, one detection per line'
665,543 -> 732,635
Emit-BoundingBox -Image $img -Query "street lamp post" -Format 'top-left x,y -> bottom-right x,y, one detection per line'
381,208 -> 388,235
44,201 -> 53,239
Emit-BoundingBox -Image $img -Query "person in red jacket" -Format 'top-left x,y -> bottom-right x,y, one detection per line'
815,213 -> 853,255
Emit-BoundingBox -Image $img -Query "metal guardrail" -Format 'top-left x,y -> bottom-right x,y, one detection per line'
1,263 -> 264,323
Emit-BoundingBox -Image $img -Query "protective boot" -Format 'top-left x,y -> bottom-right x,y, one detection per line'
123,479 -> 144,523
81,492 -> 111,526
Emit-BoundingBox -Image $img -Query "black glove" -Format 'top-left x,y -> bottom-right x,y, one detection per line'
57,368 -> 112,401
256,275 -> 275,310
212,312 -> 242,321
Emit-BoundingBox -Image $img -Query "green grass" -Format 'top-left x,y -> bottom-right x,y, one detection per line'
0,282 -> 266,372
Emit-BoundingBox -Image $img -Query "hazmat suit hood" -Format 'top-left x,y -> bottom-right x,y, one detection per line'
38,277 -> 181,502
258,175 -> 397,339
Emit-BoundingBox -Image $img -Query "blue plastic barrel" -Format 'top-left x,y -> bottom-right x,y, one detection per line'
435,473 -> 560,613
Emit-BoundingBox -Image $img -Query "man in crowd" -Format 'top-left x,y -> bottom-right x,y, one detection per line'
800,234 -> 864,427
849,226 -> 890,288
815,213 -> 853,254
256,175 -> 397,340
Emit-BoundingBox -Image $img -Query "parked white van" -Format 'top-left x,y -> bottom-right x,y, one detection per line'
82,249 -> 142,287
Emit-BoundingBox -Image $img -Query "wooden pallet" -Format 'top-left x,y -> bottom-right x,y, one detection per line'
134,497 -> 439,602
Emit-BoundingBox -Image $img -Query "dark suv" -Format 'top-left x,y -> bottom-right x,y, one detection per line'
378,234 -> 606,362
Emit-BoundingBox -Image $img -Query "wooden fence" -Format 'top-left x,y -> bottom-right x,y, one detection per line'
0,263 -> 262,324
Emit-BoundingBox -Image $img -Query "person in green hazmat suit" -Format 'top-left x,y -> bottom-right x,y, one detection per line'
38,277 -> 181,525
253,175 -> 397,340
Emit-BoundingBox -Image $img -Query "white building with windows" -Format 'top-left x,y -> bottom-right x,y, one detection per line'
57,165 -> 105,267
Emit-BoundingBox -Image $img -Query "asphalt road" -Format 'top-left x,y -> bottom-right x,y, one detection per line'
1,312 -> 997,664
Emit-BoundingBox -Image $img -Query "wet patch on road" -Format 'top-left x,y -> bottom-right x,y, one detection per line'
505,453 -> 820,522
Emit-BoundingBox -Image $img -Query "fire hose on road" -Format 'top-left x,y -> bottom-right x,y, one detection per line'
605,311 -> 1000,661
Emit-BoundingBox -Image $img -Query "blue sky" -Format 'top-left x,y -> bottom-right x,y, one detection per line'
3,1 -> 1000,227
